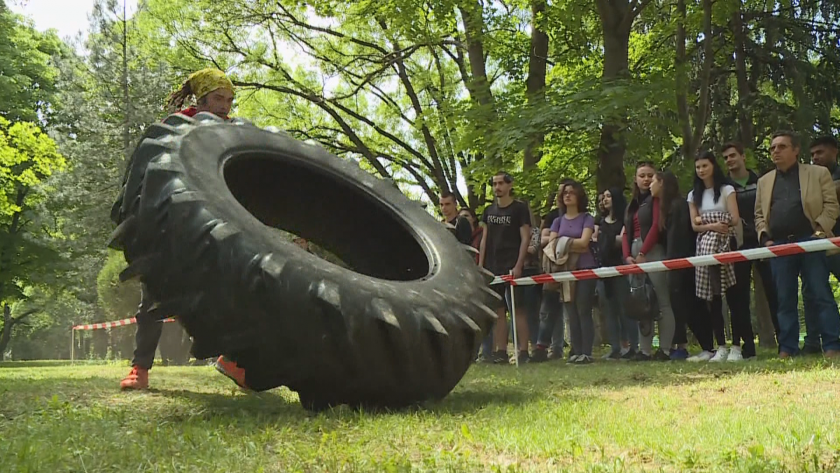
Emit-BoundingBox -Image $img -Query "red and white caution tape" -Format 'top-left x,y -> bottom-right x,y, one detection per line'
72,317 -> 176,331
491,236 -> 840,286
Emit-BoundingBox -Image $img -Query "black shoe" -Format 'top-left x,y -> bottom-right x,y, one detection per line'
632,351 -> 651,362
621,348 -> 637,360
517,350 -> 530,364
652,350 -> 671,362
491,350 -> 509,364
547,349 -> 565,361
802,344 -> 823,355
530,348 -> 548,363
605,350 -> 622,361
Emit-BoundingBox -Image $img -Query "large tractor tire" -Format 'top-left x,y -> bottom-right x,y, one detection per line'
109,112 -> 498,410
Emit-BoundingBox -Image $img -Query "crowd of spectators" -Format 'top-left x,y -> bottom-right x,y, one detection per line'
441,131 -> 840,364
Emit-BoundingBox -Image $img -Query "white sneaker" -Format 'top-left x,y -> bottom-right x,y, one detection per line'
709,346 -> 729,362
727,346 -> 743,362
687,350 -> 714,362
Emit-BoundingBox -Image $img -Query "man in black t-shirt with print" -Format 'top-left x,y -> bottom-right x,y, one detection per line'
479,171 -> 532,364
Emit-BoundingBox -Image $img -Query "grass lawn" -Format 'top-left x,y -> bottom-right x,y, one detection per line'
1,353 -> 839,472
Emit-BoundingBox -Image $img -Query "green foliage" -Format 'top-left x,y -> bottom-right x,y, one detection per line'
96,250 -> 140,320
0,1 -> 63,123
0,117 -> 66,300
0,118 -> 65,215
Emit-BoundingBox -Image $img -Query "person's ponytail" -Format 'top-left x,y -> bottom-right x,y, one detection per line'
166,81 -> 193,113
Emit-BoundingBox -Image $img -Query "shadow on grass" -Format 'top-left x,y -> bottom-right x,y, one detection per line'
154,388 -> 302,418
154,382 -> 539,419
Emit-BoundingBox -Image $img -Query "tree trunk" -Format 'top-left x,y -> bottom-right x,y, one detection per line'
121,1 -> 131,161
92,307 -> 109,359
0,305 -> 38,360
458,2 -> 496,117
675,0 -> 692,158
595,25 -> 631,192
594,0 -> 638,193
0,304 -> 12,360
523,0 -> 549,171
675,0 -> 714,159
732,9 -> 754,148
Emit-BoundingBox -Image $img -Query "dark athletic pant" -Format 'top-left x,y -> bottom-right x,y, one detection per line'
668,269 -> 695,346
132,285 -> 163,370
726,259 -> 760,357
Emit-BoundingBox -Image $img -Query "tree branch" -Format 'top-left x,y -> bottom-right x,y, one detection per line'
691,0 -> 714,152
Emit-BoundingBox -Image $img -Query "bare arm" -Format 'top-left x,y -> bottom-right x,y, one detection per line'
726,191 -> 740,226
540,227 -> 552,247
689,201 -> 724,233
571,227 -> 594,253
513,224 -> 531,278
688,202 -> 704,232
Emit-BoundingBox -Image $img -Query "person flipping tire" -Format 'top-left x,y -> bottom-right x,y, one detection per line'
120,68 -> 246,390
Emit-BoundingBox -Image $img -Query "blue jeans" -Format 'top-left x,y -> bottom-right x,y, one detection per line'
770,240 -> 840,354
565,279 -> 597,356
802,253 -> 840,351
536,290 -> 565,352
599,278 -> 639,354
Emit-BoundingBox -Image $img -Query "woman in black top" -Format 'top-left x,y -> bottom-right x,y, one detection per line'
597,187 -> 639,359
651,171 -> 707,360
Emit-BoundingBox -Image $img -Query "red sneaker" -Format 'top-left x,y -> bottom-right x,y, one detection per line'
215,356 -> 248,390
120,365 -> 149,390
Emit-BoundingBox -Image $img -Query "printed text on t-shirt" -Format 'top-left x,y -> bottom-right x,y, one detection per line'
486,214 -> 512,225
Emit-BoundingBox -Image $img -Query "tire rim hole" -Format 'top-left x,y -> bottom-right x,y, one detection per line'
223,153 -> 432,281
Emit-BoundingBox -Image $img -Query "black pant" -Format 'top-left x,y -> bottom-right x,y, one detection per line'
668,269 -> 693,346
679,269 -> 714,352
727,259 -> 759,357
753,258 -> 779,337
692,294 -> 727,351
132,285 -> 163,370
709,296 -> 728,347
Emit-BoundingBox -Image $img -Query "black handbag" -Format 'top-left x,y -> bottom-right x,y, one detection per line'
626,273 -> 658,323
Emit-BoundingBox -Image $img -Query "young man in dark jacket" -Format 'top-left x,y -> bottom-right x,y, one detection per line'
439,189 -> 473,245
805,135 -> 840,353
722,142 -> 777,358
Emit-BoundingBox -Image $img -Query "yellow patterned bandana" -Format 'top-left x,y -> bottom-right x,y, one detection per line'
187,68 -> 234,100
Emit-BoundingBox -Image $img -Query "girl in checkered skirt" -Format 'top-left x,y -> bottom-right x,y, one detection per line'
686,151 -> 742,362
